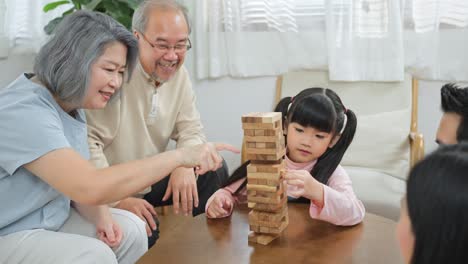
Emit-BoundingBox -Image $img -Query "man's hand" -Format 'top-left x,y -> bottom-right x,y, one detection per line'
162,167 -> 199,216
115,197 -> 158,236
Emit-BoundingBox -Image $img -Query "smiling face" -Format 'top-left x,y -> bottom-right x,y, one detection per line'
81,42 -> 127,109
136,8 -> 189,83
285,122 -> 335,163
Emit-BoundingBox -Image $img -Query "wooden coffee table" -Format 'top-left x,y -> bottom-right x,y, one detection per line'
138,204 -> 403,264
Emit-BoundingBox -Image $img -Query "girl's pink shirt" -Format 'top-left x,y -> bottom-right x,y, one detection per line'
205,156 -> 365,226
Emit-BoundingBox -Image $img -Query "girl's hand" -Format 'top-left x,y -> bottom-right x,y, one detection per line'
284,169 -> 324,203
96,218 -> 123,248
206,194 -> 232,218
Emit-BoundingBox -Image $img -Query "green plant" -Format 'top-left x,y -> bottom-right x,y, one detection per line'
43,0 -> 144,34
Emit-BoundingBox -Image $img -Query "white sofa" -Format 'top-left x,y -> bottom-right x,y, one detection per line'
273,71 -> 424,220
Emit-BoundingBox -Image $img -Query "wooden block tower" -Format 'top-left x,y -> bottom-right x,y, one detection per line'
241,112 -> 288,245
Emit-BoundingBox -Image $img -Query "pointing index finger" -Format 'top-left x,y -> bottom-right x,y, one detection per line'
214,143 -> 240,153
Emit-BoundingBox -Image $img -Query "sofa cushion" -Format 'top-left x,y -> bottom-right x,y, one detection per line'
345,166 -> 405,221
342,109 -> 411,181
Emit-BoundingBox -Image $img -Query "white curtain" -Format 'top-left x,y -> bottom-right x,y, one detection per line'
193,0 -> 328,79
325,0 -> 404,81
194,0 -> 468,81
405,0 -> 468,81
3,0 -> 71,54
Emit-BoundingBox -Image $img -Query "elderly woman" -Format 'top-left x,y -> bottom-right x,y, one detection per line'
0,10 -> 237,264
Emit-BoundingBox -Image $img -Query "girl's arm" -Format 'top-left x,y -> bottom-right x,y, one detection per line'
285,167 -> 365,226
206,178 -> 247,218
309,166 -> 365,226
24,143 -> 238,205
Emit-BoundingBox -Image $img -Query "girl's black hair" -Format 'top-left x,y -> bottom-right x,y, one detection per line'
221,87 -> 356,193
406,143 -> 468,264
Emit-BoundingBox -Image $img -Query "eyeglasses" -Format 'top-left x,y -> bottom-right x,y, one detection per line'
138,32 -> 192,53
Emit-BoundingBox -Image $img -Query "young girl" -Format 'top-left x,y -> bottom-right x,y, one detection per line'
206,87 -> 365,226
397,143 -> 468,264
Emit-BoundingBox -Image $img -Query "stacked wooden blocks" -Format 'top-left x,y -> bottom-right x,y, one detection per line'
242,112 -> 288,245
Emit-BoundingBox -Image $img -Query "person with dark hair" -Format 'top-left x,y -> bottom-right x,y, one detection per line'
396,143 -> 468,264
437,83 -> 468,145
85,0 -> 230,248
206,88 -> 365,226
0,10 -> 237,264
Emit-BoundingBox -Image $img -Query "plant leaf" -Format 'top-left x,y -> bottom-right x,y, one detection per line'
43,0 -> 70,12
115,0 -> 144,9
83,0 -> 102,10
62,7 -> 75,16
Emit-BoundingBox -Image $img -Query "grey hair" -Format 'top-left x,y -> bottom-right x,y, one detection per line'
34,10 -> 138,106
132,0 -> 191,34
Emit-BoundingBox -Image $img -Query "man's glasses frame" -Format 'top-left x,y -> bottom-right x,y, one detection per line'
137,31 -> 192,53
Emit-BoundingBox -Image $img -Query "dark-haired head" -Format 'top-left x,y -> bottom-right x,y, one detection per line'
274,88 -> 356,184
397,143 -> 468,264
437,83 -> 468,145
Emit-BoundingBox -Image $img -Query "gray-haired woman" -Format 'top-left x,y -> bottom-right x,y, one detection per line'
0,10 -> 238,264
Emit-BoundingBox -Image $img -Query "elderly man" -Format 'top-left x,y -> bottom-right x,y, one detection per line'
436,83 -> 468,145
86,0 -> 229,247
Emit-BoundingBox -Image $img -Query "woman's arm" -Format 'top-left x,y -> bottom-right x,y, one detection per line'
24,143 -> 238,205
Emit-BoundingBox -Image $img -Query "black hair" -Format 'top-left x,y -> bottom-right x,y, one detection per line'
440,83 -> 468,142
406,143 -> 468,264
221,87 -> 356,193
275,87 -> 356,184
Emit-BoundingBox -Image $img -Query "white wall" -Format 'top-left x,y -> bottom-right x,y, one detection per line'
0,54 -> 34,88
0,55 -> 450,172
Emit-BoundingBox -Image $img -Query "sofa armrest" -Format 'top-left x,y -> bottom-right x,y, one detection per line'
409,132 -> 424,167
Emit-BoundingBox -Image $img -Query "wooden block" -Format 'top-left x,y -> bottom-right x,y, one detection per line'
250,218 -> 288,235
253,128 -> 281,137
241,112 -> 282,124
244,132 -> 283,143
245,147 -> 283,155
248,178 -> 269,185
247,161 -> 285,173
246,148 -> 286,161
252,141 -> 284,149
247,178 -> 259,185
247,190 -> 283,200
244,129 -> 255,136
247,171 -> 281,180
248,232 -> 278,245
246,142 -> 256,148
249,225 -> 260,232
247,184 -> 278,193
250,159 -> 283,165
248,195 -> 287,212
248,207 -> 288,227
247,192 -> 284,204
247,178 -> 266,186
242,120 -> 281,130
